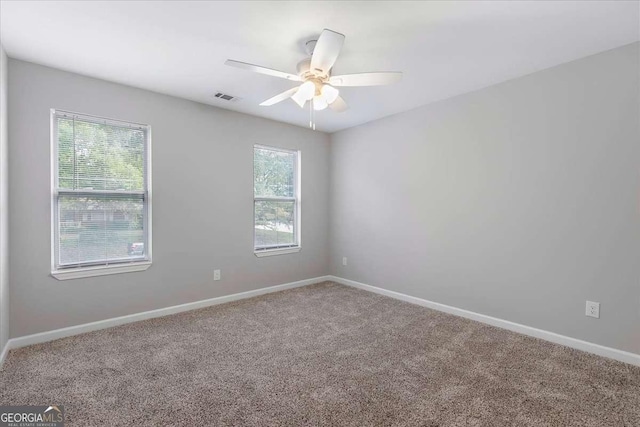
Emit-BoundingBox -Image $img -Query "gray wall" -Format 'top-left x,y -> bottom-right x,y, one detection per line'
8,59 -> 330,338
330,43 -> 640,354
0,45 -> 8,351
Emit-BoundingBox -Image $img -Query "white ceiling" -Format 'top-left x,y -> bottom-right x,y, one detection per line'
1,1 -> 638,133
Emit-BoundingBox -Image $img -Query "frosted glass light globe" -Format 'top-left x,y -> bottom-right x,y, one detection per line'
321,84 -> 339,104
313,96 -> 328,111
298,81 -> 316,101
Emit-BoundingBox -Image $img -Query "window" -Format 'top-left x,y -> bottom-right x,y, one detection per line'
254,145 -> 300,256
51,110 -> 151,279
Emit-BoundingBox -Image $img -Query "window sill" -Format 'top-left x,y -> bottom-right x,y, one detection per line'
52,261 -> 152,281
254,247 -> 301,258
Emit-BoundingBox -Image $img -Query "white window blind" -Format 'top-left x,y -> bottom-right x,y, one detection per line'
254,145 -> 300,251
52,110 -> 151,271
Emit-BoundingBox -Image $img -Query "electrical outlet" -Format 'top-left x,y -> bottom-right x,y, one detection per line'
342,257 -> 347,266
586,301 -> 600,318
214,269 -> 221,281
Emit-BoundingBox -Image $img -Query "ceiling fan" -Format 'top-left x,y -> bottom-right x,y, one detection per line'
225,29 -> 402,129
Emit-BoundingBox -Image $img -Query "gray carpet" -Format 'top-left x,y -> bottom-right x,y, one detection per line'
1,282 -> 639,426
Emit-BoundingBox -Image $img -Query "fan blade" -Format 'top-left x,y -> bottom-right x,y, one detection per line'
329,72 -> 402,87
225,60 -> 301,81
310,29 -> 345,76
329,95 -> 348,113
260,87 -> 299,106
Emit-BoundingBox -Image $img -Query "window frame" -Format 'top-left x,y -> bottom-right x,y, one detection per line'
253,144 -> 301,257
50,109 -> 152,280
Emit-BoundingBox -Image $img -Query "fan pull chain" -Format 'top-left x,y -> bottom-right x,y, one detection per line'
309,99 -> 316,130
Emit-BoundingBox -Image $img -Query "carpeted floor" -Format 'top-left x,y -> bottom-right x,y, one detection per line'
1,282 -> 639,426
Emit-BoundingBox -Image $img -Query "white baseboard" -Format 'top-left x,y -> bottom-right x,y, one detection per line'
3,275 -> 331,359
0,340 -> 9,369
4,274 -> 638,370
329,275 -> 640,367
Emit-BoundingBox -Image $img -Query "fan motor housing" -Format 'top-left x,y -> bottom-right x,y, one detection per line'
296,58 -> 311,75
297,58 -> 330,81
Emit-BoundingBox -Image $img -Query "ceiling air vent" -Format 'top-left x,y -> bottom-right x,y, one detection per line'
214,92 -> 239,101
